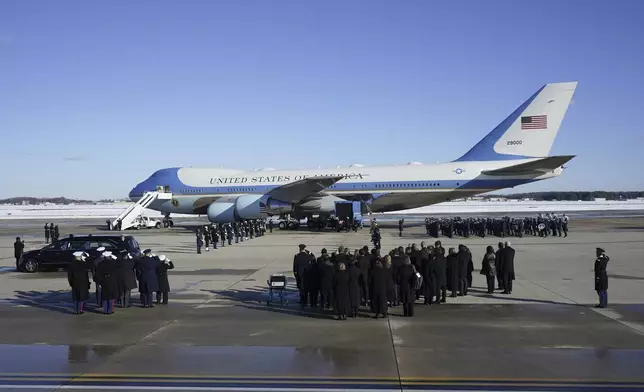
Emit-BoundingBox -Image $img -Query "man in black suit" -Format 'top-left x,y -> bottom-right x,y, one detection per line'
293,244 -> 311,307
501,241 -> 516,294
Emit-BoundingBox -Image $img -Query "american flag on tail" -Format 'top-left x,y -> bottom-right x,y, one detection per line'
521,115 -> 547,130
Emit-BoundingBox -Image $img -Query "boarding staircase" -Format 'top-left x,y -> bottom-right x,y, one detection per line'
114,189 -> 172,230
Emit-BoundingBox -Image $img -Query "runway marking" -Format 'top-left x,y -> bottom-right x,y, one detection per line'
592,308 -> 644,336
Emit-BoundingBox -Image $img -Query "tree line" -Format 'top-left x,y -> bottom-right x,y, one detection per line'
493,191 -> 644,201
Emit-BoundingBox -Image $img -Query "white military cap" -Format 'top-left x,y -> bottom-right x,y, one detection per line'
73,251 -> 85,260
96,247 -> 106,252
102,251 -> 112,258
158,255 -> 166,262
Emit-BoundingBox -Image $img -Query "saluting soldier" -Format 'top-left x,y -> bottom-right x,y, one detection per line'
116,250 -> 137,308
44,224 -> 50,243
136,249 -> 160,308
53,224 -> 60,241
96,251 -> 119,314
156,255 -> 175,305
68,251 -> 91,315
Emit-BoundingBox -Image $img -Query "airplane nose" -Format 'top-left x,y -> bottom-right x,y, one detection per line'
129,184 -> 143,202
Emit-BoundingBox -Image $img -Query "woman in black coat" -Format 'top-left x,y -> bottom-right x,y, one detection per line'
96,252 -> 119,314
156,255 -> 175,305
333,263 -> 351,320
383,255 -> 396,306
347,260 -> 361,318
369,261 -> 388,318
116,252 -> 138,308
68,252 -> 91,315
481,246 -> 496,294
447,248 -> 459,297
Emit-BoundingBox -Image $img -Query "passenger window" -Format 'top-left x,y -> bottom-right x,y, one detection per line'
69,241 -> 87,251
88,241 -> 117,250
44,241 -> 67,251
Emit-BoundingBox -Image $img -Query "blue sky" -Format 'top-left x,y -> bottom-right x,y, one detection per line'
1,0 -> 643,199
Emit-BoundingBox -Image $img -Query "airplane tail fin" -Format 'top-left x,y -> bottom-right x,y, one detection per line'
454,82 -> 578,162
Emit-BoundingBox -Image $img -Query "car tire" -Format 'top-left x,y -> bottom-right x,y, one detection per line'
278,222 -> 286,230
23,259 -> 38,273
287,222 -> 297,229
155,222 -> 162,229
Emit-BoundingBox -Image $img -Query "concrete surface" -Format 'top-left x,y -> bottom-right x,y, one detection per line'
0,218 -> 643,391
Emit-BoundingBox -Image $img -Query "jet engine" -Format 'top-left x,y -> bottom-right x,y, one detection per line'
206,195 -> 292,223
297,194 -> 346,214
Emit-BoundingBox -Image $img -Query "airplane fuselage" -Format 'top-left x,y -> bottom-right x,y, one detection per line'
129,158 -> 562,216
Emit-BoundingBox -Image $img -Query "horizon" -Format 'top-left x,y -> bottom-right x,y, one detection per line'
2,0 -> 644,199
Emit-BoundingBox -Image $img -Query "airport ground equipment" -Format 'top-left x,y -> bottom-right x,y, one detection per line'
334,201 -> 363,222
266,274 -> 287,306
132,215 -> 163,230
114,188 -> 172,230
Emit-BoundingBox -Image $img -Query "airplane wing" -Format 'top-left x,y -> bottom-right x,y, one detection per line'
266,175 -> 345,203
482,155 -> 575,176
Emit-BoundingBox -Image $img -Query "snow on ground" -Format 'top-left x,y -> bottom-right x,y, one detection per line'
1,200 -> 643,220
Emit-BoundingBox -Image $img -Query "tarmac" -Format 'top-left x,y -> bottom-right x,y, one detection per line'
0,217 -> 643,391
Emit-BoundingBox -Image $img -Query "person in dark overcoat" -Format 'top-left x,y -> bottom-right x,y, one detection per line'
432,247 -> 447,303
333,263 -> 351,320
96,251 -> 119,314
68,251 -> 91,314
347,259 -> 361,318
447,248 -> 459,297
356,249 -> 370,305
501,241 -> 516,294
398,256 -> 417,317
116,250 -> 138,308
495,242 -> 505,291
318,250 -> 335,310
369,260 -> 388,318
594,248 -> 609,308
293,244 -> 311,308
465,246 -> 474,288
14,237 -> 24,271
457,245 -> 469,296
136,249 -> 160,308
421,246 -> 434,305
156,255 -> 175,304
383,255 -> 396,307
481,246 -> 496,294
306,256 -> 320,308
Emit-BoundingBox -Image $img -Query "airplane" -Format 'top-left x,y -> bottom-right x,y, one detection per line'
128,81 -> 578,224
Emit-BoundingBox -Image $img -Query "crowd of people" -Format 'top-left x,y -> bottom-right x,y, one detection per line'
292,240 -> 517,320
419,213 -> 570,238
195,219 -> 268,252
66,248 -> 174,315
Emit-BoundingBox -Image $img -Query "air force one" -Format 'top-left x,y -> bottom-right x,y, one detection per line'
128,82 -> 578,223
